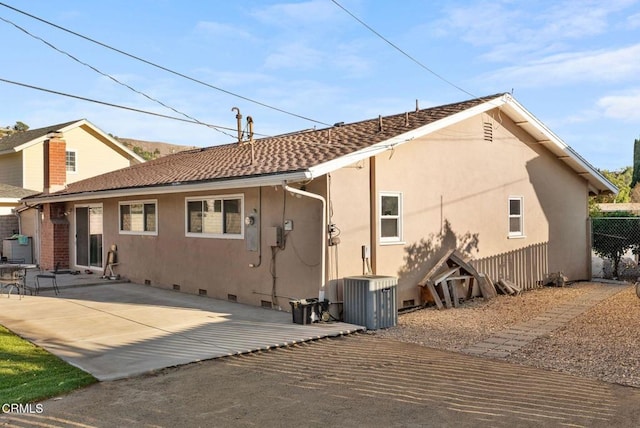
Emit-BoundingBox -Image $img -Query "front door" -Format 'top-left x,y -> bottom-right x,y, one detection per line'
75,205 -> 103,269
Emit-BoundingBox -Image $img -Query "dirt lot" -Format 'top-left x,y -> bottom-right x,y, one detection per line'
378,281 -> 640,388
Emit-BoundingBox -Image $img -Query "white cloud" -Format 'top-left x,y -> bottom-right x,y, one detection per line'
251,0 -> 344,29
596,90 -> 640,121
194,21 -> 254,41
434,0 -> 638,62
628,12 -> 640,28
481,44 -> 640,87
263,42 -> 324,70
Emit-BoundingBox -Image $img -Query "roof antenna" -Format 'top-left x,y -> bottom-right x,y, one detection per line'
247,116 -> 254,143
415,99 -> 419,112
247,116 -> 255,164
231,107 -> 242,144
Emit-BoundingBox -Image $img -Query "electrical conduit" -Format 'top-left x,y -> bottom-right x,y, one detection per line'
283,182 -> 326,301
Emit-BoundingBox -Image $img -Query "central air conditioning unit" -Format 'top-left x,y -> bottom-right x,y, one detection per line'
343,275 -> 397,330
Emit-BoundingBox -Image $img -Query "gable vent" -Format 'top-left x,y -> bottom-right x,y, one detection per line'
483,122 -> 493,142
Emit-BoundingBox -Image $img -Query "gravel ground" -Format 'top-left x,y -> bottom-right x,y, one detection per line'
376,281 -> 640,388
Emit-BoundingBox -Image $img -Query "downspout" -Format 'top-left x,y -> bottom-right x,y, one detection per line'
283,182 -> 327,301
369,157 -> 377,274
13,208 -> 21,234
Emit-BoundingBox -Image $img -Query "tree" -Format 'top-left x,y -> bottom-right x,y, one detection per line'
632,138 -> 640,189
592,211 -> 640,278
12,121 -> 29,132
591,167 -> 632,204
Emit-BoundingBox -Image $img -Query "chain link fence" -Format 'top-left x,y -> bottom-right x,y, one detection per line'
591,216 -> 640,279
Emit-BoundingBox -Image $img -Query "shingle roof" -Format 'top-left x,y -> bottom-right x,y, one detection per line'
0,183 -> 39,199
44,94 -> 502,198
0,120 -> 82,152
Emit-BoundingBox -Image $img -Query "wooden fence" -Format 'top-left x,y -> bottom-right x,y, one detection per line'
471,242 -> 548,291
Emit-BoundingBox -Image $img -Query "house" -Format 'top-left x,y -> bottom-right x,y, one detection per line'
22,94 -> 616,311
0,183 -> 38,239
0,119 -> 144,262
597,203 -> 640,215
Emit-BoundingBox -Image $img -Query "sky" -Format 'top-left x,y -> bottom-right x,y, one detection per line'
0,0 -> 639,171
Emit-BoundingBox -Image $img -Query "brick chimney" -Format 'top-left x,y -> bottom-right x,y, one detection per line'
43,132 -> 66,193
39,203 -> 70,271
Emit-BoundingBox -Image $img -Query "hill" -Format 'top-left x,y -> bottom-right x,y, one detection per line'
116,138 -> 198,161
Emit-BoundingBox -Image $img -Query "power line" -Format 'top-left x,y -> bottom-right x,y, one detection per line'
0,15 -> 233,138
0,77 -> 270,137
0,2 -> 332,127
330,0 -> 478,99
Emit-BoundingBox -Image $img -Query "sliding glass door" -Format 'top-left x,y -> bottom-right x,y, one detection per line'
75,205 -> 103,268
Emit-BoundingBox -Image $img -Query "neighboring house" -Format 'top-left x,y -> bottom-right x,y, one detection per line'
0,119 -> 144,263
0,183 -> 38,239
23,94 -> 616,311
597,203 -> 640,215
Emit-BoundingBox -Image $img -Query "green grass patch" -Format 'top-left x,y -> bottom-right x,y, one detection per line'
0,325 -> 96,404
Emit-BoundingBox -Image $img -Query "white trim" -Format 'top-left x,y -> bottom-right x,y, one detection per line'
73,203 -> 104,269
66,149 -> 78,174
508,196 -> 524,237
379,191 -> 403,243
308,97 -> 506,179
118,199 -> 158,236
58,119 -> 145,163
25,171 -> 311,204
0,119 -> 145,163
499,95 -> 617,194
0,198 -> 20,204
185,194 -> 244,239
22,94 -> 617,207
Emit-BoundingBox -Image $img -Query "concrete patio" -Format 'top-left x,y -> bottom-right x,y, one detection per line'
0,276 -> 363,381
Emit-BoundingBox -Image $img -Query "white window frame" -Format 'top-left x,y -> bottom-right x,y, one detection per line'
119,200 -> 158,236
185,194 -> 244,239
66,149 -> 77,173
508,196 -> 525,238
379,191 -> 403,244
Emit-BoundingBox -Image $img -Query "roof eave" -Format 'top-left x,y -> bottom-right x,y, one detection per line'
500,95 -> 618,195
309,94 -> 508,178
64,119 -> 145,163
0,198 -> 20,204
23,171 -> 312,204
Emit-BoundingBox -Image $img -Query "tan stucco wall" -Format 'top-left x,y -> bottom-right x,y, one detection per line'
0,152 -> 24,188
49,109 -> 591,313
61,182 -> 325,310
329,109 -> 590,307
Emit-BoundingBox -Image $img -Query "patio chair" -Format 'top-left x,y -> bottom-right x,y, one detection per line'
35,273 -> 60,295
0,266 -> 26,298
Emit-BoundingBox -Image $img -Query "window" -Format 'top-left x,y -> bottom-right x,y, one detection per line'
380,192 -> 402,243
119,200 -> 157,235
66,150 -> 77,172
508,196 -> 524,237
186,195 -> 243,238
